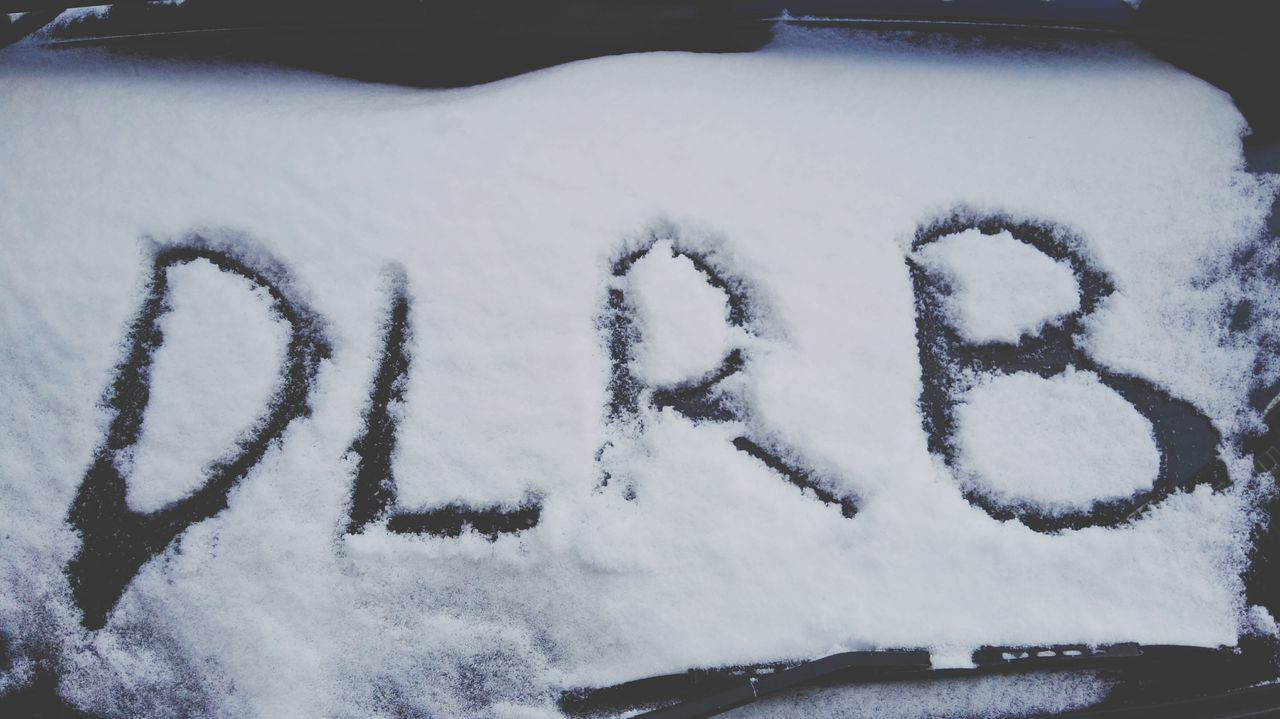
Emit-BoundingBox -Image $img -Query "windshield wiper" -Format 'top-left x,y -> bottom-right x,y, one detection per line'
561,643 -> 1268,719
561,649 -> 930,719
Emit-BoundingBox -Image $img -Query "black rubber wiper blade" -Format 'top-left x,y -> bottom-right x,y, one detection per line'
638,650 -> 930,719
563,643 -> 1263,719
561,649 -> 930,719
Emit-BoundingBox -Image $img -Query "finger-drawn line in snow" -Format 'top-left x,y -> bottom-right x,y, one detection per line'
908,211 -> 1228,532
65,241 -> 331,631
61,217 -> 1219,631
599,228 -> 858,518
344,267 -> 542,538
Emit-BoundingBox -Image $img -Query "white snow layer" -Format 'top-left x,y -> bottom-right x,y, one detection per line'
913,228 -> 1081,344
1,25 -> 1278,719
125,260 -> 288,513
725,670 -> 1115,719
954,369 -> 1160,514
627,239 -> 737,387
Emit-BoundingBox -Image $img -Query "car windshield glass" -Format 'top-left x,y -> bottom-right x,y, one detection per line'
1,2 -> 1278,718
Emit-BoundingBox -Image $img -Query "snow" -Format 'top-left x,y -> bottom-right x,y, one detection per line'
626,239 -> 737,386
913,228 -> 1081,345
725,671 -> 1115,719
954,369 -> 1160,514
1,23 -> 1277,719
1248,605 -> 1279,638
48,6 -> 111,24
125,260 -> 288,513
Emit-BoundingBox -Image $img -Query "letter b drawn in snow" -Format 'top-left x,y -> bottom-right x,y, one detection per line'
907,211 -> 1229,532
65,240 -> 330,630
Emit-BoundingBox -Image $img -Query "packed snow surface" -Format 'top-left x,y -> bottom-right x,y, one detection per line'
1,24 -> 1277,719
913,228 -> 1081,344
125,260 -> 288,513
954,369 -> 1160,514
627,239 -> 738,386
725,670 -> 1115,719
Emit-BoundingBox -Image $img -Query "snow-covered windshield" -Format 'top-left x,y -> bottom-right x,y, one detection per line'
1,23 -> 1278,719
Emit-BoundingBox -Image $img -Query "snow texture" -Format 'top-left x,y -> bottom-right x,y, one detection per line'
913,228 -> 1081,344
954,369 -> 1160,514
1,23 -> 1278,719
627,239 -> 737,387
725,670 -> 1115,719
125,260 -> 288,513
